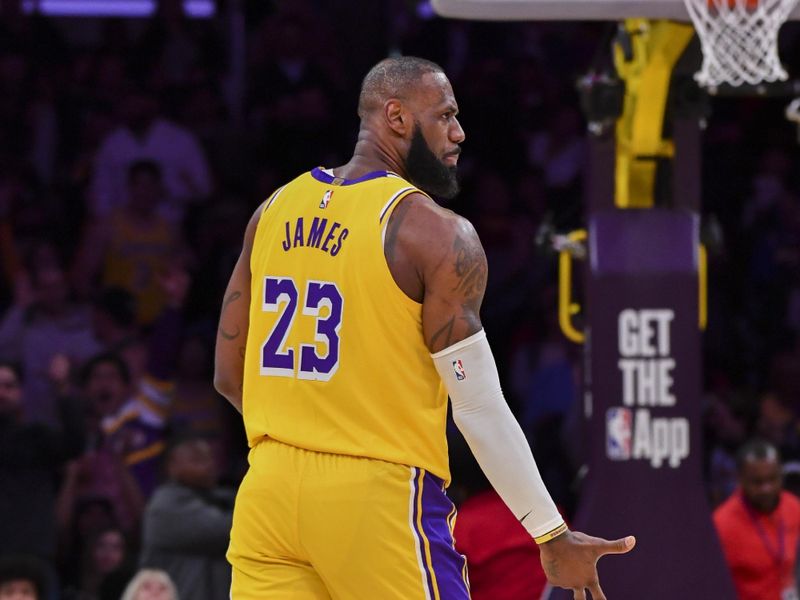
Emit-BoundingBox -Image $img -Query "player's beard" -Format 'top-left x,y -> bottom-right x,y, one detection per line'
405,121 -> 459,199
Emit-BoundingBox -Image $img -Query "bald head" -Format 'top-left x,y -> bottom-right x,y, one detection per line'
737,439 -> 782,514
351,56 -> 464,199
358,56 -> 445,119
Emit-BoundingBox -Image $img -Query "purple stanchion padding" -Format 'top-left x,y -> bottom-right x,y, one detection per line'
549,209 -> 736,600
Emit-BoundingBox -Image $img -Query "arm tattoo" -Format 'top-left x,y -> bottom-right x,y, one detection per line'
427,232 -> 486,351
428,316 -> 455,350
383,196 -> 414,263
219,291 -> 242,340
452,235 -> 488,305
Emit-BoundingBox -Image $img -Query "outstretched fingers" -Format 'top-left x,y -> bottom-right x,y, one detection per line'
594,535 -> 636,556
573,589 -> 586,600
588,582 -> 607,600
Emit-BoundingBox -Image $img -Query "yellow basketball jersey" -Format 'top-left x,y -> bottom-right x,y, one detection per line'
242,168 -> 450,482
102,209 -> 173,324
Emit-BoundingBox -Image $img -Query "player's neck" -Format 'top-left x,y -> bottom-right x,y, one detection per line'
334,132 -> 409,182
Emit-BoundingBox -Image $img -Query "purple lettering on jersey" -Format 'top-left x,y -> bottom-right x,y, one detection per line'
259,277 -> 343,381
293,218 -> 305,248
282,221 -> 291,251
330,228 -> 349,256
307,217 -> 328,248
261,277 -> 298,376
321,222 -> 341,253
298,281 -> 343,380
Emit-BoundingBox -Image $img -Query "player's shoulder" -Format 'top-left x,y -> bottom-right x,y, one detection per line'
388,192 -> 484,286
397,191 -> 477,242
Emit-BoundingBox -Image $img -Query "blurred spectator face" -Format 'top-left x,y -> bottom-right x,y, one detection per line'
122,92 -> 159,135
706,396 -> 746,445
75,499 -> 116,539
32,266 -> 69,315
0,366 -> 22,418
739,455 -> 782,514
92,529 -> 126,576
168,439 -> 217,489
757,393 -> 794,444
127,170 -> 162,215
132,575 -> 173,600
86,361 -> 129,417
0,579 -> 37,600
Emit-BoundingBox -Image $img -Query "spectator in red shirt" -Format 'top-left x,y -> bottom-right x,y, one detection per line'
714,439 -> 800,600
451,436 -> 548,600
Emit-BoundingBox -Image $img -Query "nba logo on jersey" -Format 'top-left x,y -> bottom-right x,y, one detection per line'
320,190 -> 333,209
452,359 -> 466,381
606,407 -> 632,460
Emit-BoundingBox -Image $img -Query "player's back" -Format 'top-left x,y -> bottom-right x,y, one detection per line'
242,168 -> 450,481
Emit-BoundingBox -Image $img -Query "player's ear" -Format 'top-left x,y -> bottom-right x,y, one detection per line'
384,99 -> 409,137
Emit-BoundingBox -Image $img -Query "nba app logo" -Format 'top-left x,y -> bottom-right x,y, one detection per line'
320,190 -> 333,209
606,407 -> 632,460
452,359 -> 466,381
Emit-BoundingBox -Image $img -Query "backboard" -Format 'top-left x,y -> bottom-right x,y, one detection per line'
431,0 -> 800,21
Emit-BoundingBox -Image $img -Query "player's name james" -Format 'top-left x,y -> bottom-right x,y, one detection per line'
282,217 -> 350,257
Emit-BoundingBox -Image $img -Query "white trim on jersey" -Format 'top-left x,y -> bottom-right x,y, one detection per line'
379,186 -> 415,224
265,185 -> 287,211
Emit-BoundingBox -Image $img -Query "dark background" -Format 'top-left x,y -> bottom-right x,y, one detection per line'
1,0 -> 800,597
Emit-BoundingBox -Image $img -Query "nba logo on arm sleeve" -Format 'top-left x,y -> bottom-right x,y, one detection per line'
606,407 -> 632,460
453,359 -> 466,381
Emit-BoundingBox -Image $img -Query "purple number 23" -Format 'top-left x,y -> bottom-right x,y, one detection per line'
260,277 -> 343,381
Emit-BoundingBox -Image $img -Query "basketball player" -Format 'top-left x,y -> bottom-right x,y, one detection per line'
215,56 -> 635,600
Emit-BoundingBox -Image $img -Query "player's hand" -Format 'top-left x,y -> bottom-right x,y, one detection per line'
538,529 -> 636,600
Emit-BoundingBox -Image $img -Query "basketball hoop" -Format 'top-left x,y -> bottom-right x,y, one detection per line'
683,0 -> 800,88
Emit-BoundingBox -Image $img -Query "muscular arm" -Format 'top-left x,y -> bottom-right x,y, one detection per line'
213,204 -> 263,413
386,193 -> 634,600
384,192 -> 485,352
388,195 -> 565,533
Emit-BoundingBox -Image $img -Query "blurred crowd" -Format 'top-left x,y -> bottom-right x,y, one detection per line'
1,0 -> 800,598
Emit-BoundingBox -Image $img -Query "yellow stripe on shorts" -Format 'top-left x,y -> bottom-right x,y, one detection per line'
416,468 -> 441,600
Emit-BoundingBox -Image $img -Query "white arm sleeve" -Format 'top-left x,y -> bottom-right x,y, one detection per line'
432,329 -> 565,541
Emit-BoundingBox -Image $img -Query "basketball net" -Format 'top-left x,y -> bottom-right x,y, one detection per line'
683,0 -> 800,88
